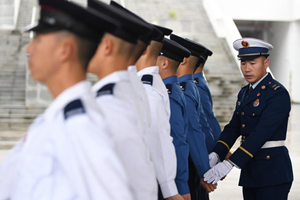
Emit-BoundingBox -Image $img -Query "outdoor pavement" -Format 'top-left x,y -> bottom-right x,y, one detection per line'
0,104 -> 299,199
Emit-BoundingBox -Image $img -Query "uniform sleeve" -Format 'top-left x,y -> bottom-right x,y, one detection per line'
229,89 -> 291,168
98,96 -> 157,200
11,138 -> 56,200
63,114 -> 134,200
169,97 -> 190,195
199,100 -> 215,153
198,85 -> 222,142
185,94 -> 210,177
146,87 -> 178,198
213,93 -> 242,161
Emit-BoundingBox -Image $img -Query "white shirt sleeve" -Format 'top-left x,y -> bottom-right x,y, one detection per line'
96,96 -> 157,200
11,114 -> 134,200
145,86 -> 178,198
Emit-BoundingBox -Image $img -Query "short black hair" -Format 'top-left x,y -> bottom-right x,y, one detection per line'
75,36 -> 99,71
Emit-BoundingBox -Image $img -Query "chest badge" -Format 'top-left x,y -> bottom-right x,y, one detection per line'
253,99 -> 260,107
257,93 -> 260,97
237,101 -> 241,106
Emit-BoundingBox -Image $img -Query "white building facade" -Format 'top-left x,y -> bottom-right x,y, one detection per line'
204,0 -> 300,103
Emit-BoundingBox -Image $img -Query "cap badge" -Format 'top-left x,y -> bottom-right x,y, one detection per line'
253,99 -> 260,107
241,40 -> 250,48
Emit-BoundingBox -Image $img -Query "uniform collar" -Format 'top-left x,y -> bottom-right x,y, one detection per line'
137,66 -> 159,78
163,75 -> 178,85
178,74 -> 193,82
92,70 -> 130,94
44,80 -> 91,121
127,65 -> 137,73
250,72 -> 269,89
194,72 -> 204,79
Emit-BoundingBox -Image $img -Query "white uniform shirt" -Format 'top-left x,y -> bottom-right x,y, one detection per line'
128,65 -> 151,137
92,71 -> 157,200
0,81 -> 133,200
137,66 -> 178,198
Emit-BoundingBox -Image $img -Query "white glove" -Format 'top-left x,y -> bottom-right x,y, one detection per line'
208,152 -> 219,168
203,160 -> 233,184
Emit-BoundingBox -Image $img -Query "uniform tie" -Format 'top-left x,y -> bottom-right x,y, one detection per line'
246,86 -> 253,99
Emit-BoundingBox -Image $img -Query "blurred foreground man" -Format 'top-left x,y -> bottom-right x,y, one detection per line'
0,0 -> 133,199
157,38 -> 191,200
204,38 -> 293,200
87,1 -> 157,199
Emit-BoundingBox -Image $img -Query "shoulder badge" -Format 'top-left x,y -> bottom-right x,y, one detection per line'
96,83 -> 116,97
180,82 -> 186,91
194,78 -> 199,84
64,99 -> 85,120
166,84 -> 172,94
274,85 -> 281,90
141,74 -> 153,86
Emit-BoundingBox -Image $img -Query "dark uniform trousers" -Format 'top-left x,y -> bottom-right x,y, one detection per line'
214,73 -> 293,200
188,156 -> 209,200
243,182 -> 292,200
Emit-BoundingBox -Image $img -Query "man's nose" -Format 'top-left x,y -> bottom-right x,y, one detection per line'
244,63 -> 251,72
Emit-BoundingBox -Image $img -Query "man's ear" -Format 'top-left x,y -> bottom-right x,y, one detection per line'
162,59 -> 169,70
58,38 -> 74,63
264,58 -> 270,69
102,37 -> 113,56
181,57 -> 188,65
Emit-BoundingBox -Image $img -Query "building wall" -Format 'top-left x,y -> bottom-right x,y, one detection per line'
215,0 -> 298,21
268,21 -> 300,103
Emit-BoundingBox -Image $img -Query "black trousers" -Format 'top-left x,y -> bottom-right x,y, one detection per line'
188,156 -> 209,200
243,182 -> 292,200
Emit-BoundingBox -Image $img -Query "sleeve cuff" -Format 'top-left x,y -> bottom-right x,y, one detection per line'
228,159 -> 240,169
175,180 -> 190,195
160,180 -> 178,198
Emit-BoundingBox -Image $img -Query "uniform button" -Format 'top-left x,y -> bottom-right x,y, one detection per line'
242,124 -> 245,128
266,155 -> 270,159
241,112 -> 245,116
242,136 -> 246,140
252,113 -> 255,117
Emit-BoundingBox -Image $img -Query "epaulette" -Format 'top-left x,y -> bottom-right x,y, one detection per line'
267,81 -> 281,91
64,99 -> 85,120
180,82 -> 186,91
141,74 -> 153,86
96,83 -> 116,97
166,84 -> 172,94
194,78 -> 199,84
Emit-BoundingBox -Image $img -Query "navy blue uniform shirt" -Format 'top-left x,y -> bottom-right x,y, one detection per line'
194,72 -> 221,144
214,73 -> 293,188
178,74 -> 210,177
164,75 -> 190,195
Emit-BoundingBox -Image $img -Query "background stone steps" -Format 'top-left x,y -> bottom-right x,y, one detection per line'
0,0 -> 245,150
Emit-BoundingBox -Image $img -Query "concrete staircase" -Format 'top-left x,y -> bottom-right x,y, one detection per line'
123,0 -> 246,126
0,30 -> 45,149
0,0 -> 246,151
